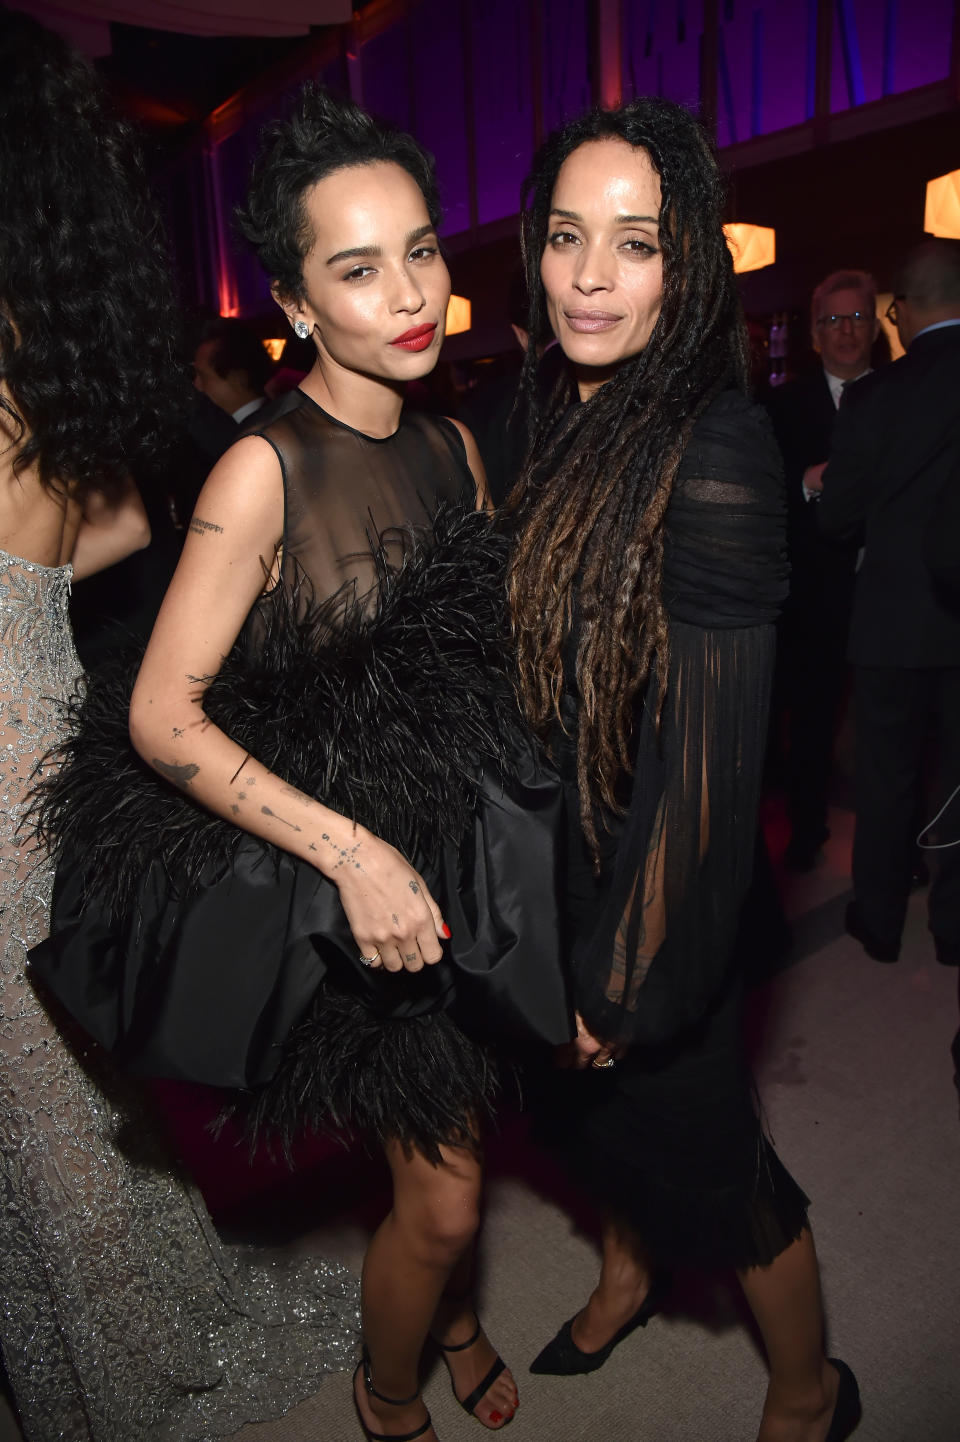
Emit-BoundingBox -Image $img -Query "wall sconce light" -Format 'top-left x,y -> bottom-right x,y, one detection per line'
262,338 -> 286,363
925,170 -> 960,239
446,295 -> 472,336
875,293 -> 905,362
723,223 -> 776,274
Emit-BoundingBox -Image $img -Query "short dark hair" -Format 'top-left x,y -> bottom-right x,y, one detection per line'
0,6 -> 184,499
198,317 -> 272,393
236,84 -> 441,303
895,238 -> 960,309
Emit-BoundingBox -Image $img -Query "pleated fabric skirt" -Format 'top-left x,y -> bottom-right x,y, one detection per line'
532,776 -> 810,1271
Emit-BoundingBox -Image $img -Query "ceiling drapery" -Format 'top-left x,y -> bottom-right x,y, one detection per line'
15,0 -> 351,54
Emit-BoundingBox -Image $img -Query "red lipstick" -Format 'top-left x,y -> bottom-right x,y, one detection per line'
390,322 -> 437,351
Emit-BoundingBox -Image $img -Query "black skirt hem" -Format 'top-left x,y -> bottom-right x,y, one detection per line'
554,1130 -> 810,1271
222,981 -> 498,1167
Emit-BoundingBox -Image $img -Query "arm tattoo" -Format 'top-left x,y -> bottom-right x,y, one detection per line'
188,517 -> 224,537
320,832 -> 364,872
153,758 -> 199,790
261,805 -> 302,833
408,880 -> 421,895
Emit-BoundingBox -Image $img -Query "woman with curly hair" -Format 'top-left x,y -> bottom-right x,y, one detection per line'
31,81 -> 572,1442
0,10 -> 358,1440
507,100 -> 861,1441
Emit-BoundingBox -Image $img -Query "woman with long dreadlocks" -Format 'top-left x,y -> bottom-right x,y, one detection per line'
507,100 -> 861,1441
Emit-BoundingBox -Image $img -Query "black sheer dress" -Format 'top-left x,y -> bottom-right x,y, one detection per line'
30,390 -> 572,1159
542,390 -> 810,1269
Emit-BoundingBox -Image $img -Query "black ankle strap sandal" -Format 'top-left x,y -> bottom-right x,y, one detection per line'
354,1351 -> 432,1442
432,1311 -> 507,1418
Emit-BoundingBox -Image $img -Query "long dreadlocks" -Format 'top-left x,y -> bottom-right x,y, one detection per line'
505,98 -> 749,862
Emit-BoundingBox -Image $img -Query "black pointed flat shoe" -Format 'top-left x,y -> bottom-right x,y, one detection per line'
825,1358 -> 861,1442
529,1271 -> 670,1376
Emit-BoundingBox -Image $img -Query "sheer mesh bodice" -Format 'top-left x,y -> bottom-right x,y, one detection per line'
566,391 -> 788,1045
0,546 -> 358,1441
245,389 -> 473,643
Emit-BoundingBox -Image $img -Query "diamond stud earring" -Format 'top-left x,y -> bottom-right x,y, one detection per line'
294,320 -> 311,340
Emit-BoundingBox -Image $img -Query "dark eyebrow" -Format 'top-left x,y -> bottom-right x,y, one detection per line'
405,223 -> 435,247
326,243 -> 380,266
549,207 -> 658,226
326,223 -> 436,268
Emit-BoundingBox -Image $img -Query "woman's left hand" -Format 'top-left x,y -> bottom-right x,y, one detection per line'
556,1012 -> 626,1070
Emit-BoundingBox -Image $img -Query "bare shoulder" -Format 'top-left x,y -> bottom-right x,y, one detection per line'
187,434 -> 284,542
445,417 -> 492,513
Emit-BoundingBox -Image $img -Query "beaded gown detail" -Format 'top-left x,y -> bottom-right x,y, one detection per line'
0,547 -> 359,1442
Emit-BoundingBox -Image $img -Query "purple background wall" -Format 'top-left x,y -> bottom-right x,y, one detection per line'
167,0 -> 957,320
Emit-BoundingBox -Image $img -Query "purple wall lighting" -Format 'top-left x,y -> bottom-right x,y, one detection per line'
716,0 -> 809,145
622,0 -> 701,112
470,0 -> 536,226
541,0 -> 592,133
829,0 -> 955,111
408,0 -> 471,235
177,0 -> 958,318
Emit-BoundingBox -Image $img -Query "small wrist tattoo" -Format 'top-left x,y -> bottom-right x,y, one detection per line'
320,832 -> 364,872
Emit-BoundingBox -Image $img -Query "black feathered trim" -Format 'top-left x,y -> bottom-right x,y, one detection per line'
32,505 -> 528,924
229,983 -> 497,1165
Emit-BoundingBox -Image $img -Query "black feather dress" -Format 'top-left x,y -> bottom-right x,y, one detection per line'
29,391 -> 573,1160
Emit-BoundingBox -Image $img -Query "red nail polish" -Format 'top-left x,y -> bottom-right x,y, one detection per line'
489,1412 -> 502,1425
441,923 -> 451,939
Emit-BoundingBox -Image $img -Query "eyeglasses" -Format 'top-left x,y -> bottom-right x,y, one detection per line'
885,298 -> 904,325
815,311 -> 873,330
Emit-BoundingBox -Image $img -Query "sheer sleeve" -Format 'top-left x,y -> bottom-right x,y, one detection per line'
573,392 -> 788,1046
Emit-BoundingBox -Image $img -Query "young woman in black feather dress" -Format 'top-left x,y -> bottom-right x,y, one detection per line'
32,87 -> 573,1442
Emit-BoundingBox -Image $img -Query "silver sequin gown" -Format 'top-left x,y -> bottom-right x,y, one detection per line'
0,548 -> 360,1442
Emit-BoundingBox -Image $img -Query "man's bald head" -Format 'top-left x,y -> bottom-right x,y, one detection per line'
892,239 -> 960,348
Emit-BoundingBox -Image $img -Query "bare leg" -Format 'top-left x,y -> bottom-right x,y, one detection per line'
431,1248 -> 519,1428
738,1228 -> 839,1442
570,1213 -> 656,1352
355,1138 -> 484,1440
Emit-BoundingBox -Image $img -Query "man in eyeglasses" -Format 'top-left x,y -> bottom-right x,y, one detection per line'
819,240 -> 960,1050
766,270 -> 879,872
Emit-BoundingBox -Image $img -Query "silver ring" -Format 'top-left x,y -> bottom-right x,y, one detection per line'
358,950 -> 380,967
591,1055 -> 616,1069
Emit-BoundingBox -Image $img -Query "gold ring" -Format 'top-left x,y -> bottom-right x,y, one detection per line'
358,951 -> 381,967
591,1055 -> 616,1069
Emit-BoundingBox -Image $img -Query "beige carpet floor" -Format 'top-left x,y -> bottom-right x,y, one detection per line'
3,807 -> 958,1441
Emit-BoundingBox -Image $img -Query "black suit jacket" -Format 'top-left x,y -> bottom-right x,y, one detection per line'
819,325 -> 960,667
765,369 -> 859,624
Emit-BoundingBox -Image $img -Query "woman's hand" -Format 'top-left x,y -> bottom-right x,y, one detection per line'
556,1011 -> 626,1070
327,827 -> 448,973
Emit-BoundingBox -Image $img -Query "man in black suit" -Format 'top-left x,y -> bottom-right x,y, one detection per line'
766,271 -> 877,869
819,239 -> 960,989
